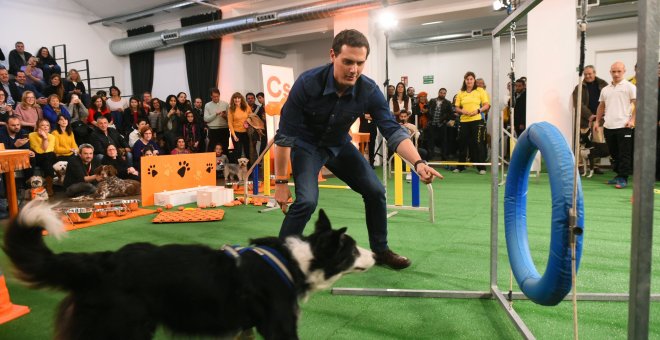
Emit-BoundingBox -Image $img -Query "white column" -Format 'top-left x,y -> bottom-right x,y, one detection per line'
527,0 -> 578,146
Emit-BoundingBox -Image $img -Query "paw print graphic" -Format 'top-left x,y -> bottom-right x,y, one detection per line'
177,161 -> 191,178
205,162 -> 214,173
147,165 -> 158,177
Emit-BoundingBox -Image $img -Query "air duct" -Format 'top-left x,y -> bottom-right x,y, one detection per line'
242,42 -> 287,59
109,0 -> 393,56
389,10 -> 636,50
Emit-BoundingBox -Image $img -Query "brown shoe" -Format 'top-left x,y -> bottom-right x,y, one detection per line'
375,249 -> 411,270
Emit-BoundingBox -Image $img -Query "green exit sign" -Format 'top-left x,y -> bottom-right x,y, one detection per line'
423,75 -> 434,84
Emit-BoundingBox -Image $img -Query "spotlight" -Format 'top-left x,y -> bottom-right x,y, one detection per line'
378,12 -> 398,31
493,0 -> 506,11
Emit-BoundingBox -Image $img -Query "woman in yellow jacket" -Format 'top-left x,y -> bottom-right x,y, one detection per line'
227,92 -> 253,162
29,118 -> 57,195
454,71 -> 491,174
52,114 -> 79,161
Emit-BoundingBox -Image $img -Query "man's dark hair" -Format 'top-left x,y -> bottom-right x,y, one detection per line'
515,78 -> 526,86
246,92 -> 255,99
6,115 -> 20,124
210,88 -> 220,95
332,29 -> 370,58
439,88 -> 447,92
256,92 -> 264,98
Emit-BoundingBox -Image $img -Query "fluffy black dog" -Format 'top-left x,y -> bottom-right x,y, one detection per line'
3,201 -> 375,339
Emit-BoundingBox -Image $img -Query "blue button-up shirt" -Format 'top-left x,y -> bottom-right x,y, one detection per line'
275,63 -> 408,156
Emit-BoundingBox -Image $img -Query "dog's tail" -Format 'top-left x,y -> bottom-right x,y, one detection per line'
2,201 -> 83,290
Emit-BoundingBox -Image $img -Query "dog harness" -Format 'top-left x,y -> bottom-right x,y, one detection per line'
221,245 -> 294,289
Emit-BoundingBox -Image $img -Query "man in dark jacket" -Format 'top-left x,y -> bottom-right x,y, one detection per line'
425,88 -> 454,160
513,78 -> 527,137
64,144 -> 101,197
90,116 -> 132,164
572,65 -> 609,174
8,42 -> 32,76
572,65 -> 608,129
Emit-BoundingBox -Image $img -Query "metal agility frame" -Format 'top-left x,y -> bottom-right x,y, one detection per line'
333,1 -> 659,339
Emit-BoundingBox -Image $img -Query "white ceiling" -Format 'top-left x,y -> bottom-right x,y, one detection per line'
72,0 -> 637,47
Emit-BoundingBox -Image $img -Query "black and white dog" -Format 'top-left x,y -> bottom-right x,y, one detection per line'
3,202 -> 375,339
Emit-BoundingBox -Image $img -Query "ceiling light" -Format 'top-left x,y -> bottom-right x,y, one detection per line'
421,21 -> 443,26
378,12 -> 398,31
493,0 -> 506,11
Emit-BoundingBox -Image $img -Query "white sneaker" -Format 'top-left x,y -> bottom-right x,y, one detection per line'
452,169 -> 461,173
478,170 -> 487,175
406,173 -> 412,182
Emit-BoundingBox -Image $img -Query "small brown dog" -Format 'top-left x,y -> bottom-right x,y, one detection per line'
26,176 -> 49,201
72,165 -> 140,201
224,157 -> 249,184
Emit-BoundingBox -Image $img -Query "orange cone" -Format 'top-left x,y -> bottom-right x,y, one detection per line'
318,170 -> 326,183
0,274 -> 30,324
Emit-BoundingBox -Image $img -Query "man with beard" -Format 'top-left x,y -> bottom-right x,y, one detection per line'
425,88 -> 454,160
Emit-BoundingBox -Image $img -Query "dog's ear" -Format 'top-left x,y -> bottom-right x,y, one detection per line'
315,209 -> 331,233
93,166 -> 103,175
108,165 -> 117,177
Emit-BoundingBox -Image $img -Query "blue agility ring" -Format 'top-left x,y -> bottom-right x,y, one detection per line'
504,122 -> 585,306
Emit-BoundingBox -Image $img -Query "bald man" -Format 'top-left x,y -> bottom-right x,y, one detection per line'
594,61 -> 636,189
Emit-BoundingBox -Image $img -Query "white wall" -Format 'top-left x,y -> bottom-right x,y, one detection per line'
239,37 -> 332,95
150,21 -> 191,101
0,0 -> 126,94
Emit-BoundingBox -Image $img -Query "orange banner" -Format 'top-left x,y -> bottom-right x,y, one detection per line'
140,153 -> 216,206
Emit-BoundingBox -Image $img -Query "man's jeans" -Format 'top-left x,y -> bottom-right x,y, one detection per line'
279,142 -> 389,252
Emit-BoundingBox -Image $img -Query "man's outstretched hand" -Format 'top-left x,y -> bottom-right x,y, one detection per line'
416,163 -> 443,184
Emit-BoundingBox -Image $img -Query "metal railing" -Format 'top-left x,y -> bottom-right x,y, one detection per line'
50,43 -> 116,97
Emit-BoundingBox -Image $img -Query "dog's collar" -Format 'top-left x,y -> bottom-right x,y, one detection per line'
221,245 -> 294,289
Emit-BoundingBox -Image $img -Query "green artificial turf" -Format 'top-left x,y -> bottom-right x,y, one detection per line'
0,167 -> 658,339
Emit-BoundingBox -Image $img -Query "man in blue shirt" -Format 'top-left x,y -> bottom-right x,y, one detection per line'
274,29 -> 442,270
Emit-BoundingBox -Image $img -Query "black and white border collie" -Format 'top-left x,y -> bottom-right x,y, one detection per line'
3,201 -> 375,340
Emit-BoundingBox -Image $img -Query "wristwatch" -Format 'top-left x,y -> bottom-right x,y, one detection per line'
414,159 -> 428,171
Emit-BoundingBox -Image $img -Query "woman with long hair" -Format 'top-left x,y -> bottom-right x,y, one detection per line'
0,88 -> 14,126
52,114 -> 78,161
42,74 -> 65,102
42,94 -> 71,126
388,82 -> 412,120
36,47 -> 61,82
14,91 -> 42,132
87,95 -> 113,126
176,92 -> 192,113
227,92 -> 252,162
181,110 -> 203,152
163,94 -> 183,149
64,69 -> 89,106
121,96 -> 148,137
453,71 -> 490,174
28,119 -> 57,195
149,98 -> 165,134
